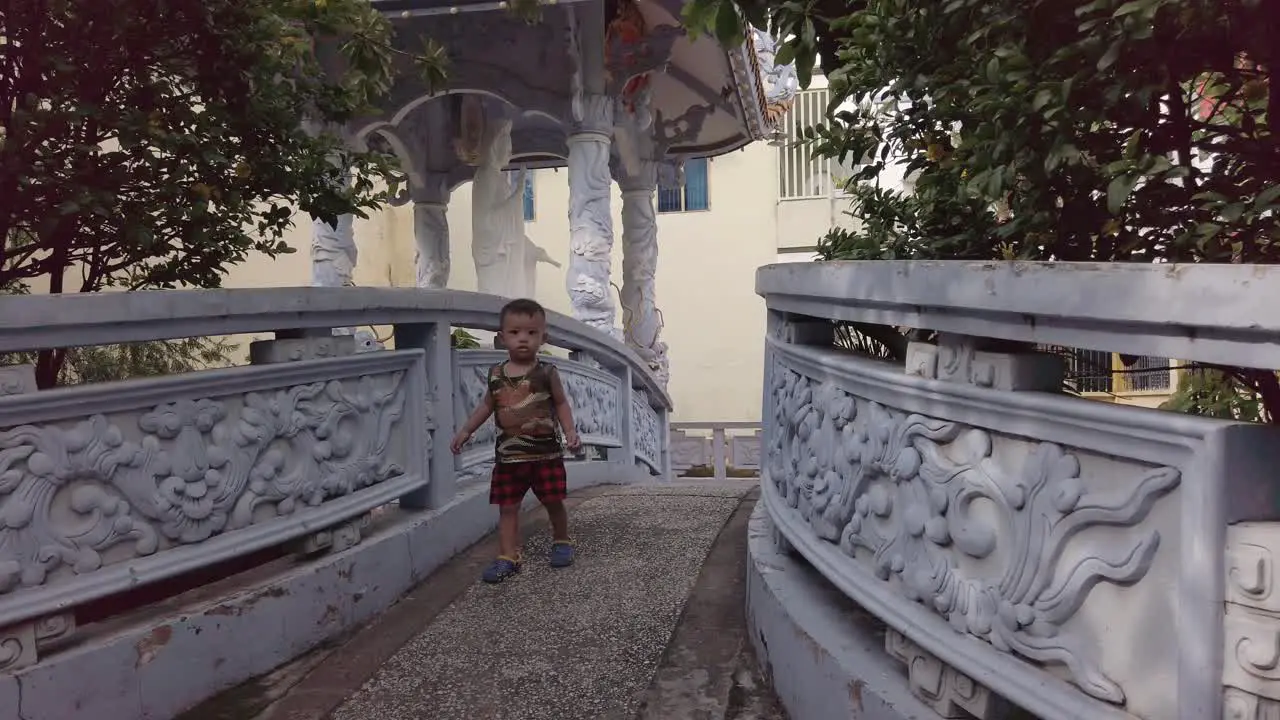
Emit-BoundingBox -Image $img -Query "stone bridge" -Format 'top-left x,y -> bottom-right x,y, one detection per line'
2,261 -> 1280,720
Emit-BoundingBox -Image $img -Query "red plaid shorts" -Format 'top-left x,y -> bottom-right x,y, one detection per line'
489,458 -> 568,507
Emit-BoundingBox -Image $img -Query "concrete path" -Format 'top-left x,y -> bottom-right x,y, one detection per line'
181,481 -> 787,720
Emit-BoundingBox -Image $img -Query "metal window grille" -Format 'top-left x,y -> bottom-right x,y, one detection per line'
658,157 -> 710,213
778,88 -> 832,200
1042,347 -> 1173,395
1115,355 -> 1173,393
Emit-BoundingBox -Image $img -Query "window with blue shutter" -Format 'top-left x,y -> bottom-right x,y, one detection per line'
657,157 -> 710,213
523,173 -> 535,221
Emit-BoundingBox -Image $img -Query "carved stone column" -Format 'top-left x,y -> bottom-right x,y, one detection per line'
566,95 -> 619,337
616,159 -> 669,387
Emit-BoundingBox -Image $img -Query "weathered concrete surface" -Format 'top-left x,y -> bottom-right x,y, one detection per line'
179,488 -> 614,720
182,481 -> 785,720
634,487 -> 785,720
330,482 -> 753,720
746,505 -> 937,720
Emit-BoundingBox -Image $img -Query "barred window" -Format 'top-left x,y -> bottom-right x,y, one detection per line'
658,158 -> 709,213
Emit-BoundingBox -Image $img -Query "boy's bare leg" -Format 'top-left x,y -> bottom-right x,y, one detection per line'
544,500 -> 570,542
498,505 -> 522,558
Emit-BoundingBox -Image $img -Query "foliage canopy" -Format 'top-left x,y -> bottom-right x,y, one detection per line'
686,0 -> 1279,419
1,0 -> 445,385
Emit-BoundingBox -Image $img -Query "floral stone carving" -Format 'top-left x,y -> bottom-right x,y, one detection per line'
560,370 -> 620,444
631,392 -> 661,470
456,362 -> 497,459
0,371 -> 408,598
765,357 -> 1179,704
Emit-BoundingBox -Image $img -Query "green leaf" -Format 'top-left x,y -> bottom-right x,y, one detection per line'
774,41 -> 797,67
1098,41 -> 1121,70
713,1 -> 742,46
1220,203 -> 1246,223
1113,1 -> 1149,16
1107,174 -> 1138,214
1255,185 -> 1280,210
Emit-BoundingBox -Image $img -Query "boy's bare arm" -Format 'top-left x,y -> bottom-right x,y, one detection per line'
460,394 -> 495,433
451,394 -> 494,454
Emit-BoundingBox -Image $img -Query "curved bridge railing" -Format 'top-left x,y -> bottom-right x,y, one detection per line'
756,261 -> 1280,720
0,287 -> 671,673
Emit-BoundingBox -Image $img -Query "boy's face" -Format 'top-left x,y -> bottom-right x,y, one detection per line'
499,312 -> 545,361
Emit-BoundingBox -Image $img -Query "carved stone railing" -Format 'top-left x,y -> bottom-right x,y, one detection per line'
670,421 -> 761,479
756,261 -> 1280,720
0,287 -> 670,672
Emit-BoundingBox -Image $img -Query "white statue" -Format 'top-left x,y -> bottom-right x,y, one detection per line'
472,120 -> 524,295
471,119 -> 559,298
521,234 -> 561,298
311,214 -> 357,288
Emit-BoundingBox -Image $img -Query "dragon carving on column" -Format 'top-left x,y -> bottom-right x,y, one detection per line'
751,29 -> 800,128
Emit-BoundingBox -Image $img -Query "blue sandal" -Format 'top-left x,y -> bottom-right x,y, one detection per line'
482,554 -> 522,583
549,541 -> 575,568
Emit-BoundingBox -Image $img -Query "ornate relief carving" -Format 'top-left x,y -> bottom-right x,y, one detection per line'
567,97 -> 619,337
560,370 -> 620,444
0,611 -> 75,671
730,432 -> 761,470
604,0 -> 680,101
296,512 -> 372,556
0,365 -> 36,397
619,175 -> 669,387
766,312 -> 833,346
456,363 -> 497,461
631,392 -> 661,471
0,372 -> 408,596
249,336 -> 356,365
1226,687 -> 1280,720
671,430 -> 708,473
886,628 -> 1009,718
766,356 -> 1179,704
912,335 -> 1063,392
751,29 -> 799,127
1226,524 -> 1280,708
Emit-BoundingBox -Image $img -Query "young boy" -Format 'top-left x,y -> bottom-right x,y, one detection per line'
450,298 -> 582,583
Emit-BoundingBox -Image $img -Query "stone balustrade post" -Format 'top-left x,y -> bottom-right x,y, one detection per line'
393,320 -> 458,510
616,364 -> 635,467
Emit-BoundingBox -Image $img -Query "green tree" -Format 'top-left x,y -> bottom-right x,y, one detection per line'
2,337 -> 239,386
687,0 -> 1279,420
1161,367 -> 1267,422
1,0 -> 447,386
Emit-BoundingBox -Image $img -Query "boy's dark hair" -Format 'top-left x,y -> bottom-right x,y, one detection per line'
499,298 -> 547,326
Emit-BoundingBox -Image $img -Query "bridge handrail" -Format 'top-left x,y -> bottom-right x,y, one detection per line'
756,260 -> 1280,720
0,287 -> 670,673
757,260 -> 1280,370
0,286 -> 671,408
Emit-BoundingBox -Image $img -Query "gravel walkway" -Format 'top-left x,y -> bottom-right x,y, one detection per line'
330,483 -> 749,720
